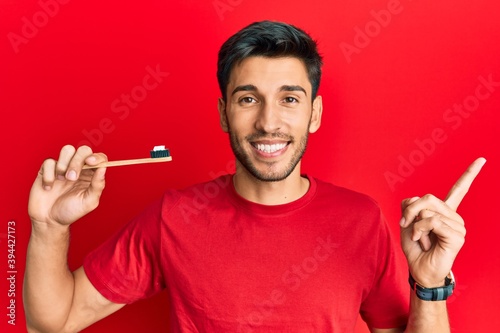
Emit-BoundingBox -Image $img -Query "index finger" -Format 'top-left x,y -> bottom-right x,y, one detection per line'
445,157 -> 487,211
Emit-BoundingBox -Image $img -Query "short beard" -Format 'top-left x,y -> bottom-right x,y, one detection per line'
228,128 -> 309,182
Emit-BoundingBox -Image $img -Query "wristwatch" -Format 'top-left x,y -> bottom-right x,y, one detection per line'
409,271 -> 455,301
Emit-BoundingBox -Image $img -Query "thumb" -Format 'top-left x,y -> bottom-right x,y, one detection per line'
87,167 -> 107,205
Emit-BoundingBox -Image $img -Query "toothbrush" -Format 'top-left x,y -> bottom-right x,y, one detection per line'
82,145 -> 172,169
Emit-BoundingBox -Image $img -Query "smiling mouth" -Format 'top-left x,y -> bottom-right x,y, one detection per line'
254,142 -> 288,153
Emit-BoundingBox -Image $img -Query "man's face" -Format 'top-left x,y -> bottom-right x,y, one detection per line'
218,56 -> 322,182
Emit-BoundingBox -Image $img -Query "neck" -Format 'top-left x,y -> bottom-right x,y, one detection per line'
232,162 -> 310,205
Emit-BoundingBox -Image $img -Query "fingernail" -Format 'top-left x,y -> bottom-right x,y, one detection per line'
44,185 -> 51,191
399,217 -> 406,227
67,170 -> 77,181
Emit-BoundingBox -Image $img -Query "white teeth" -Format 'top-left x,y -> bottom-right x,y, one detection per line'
256,143 -> 287,153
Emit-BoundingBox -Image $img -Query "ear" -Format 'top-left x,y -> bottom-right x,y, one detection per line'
218,98 -> 229,133
308,95 -> 323,133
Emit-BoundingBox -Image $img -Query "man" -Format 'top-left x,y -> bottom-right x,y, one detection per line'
25,21 -> 485,332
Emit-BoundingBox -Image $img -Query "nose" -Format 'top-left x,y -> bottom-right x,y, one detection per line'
254,101 -> 282,133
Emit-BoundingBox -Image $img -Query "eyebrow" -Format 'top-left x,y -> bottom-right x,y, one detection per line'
231,84 -> 307,96
279,85 -> 307,96
231,84 -> 257,96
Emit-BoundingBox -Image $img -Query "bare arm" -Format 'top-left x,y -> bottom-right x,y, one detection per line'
24,145 -> 124,332
369,293 -> 450,333
24,227 -> 125,332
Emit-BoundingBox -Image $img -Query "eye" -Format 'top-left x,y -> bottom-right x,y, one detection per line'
239,96 -> 257,104
283,96 -> 298,103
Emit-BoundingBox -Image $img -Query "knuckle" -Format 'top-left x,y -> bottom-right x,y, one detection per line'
43,158 -> 56,165
42,158 -> 56,173
403,208 -> 416,221
61,144 -> 76,154
77,145 -> 93,156
41,160 -> 56,182
419,209 -> 433,219
422,193 -> 436,202
96,152 -> 108,161
56,160 -> 68,171
402,196 -> 419,208
430,215 -> 442,226
401,198 -> 411,207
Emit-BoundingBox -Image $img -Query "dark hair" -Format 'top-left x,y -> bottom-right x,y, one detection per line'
217,20 -> 323,101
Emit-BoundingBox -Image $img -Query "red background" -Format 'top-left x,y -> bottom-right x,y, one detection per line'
1,0 -> 499,332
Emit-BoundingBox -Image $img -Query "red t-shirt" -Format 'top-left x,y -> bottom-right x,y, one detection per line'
84,175 -> 409,332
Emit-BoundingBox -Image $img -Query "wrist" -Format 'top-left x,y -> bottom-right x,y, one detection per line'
31,219 -> 71,238
409,271 -> 455,301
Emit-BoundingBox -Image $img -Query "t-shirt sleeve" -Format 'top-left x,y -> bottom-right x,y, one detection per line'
359,212 -> 409,329
83,198 -> 165,304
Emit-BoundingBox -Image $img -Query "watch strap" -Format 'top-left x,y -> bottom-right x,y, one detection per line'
409,271 -> 455,301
